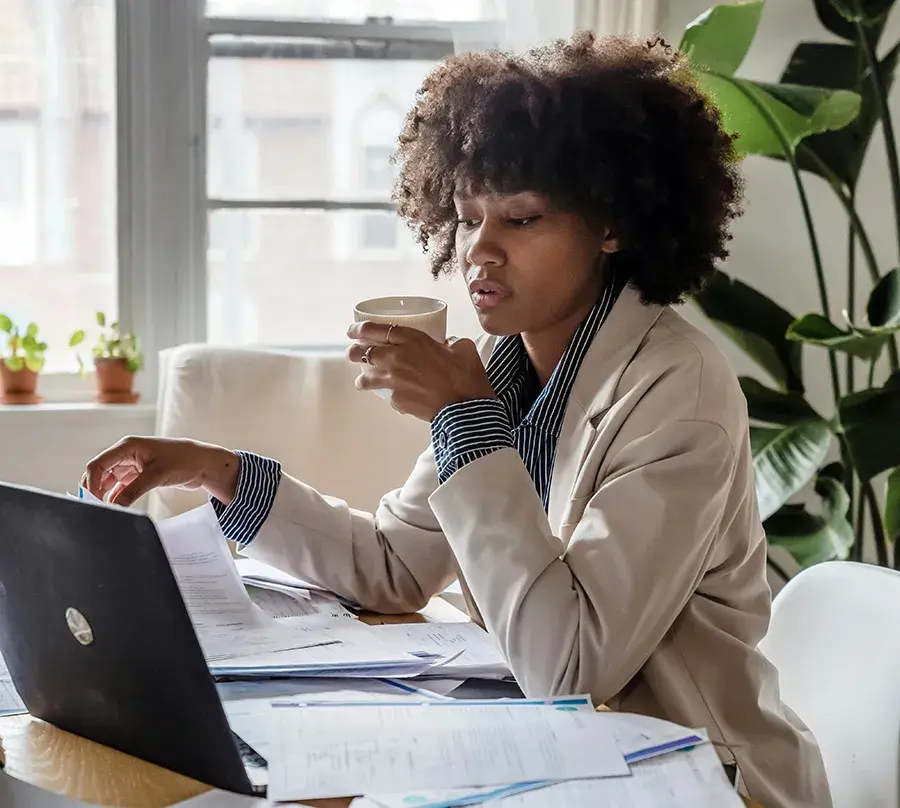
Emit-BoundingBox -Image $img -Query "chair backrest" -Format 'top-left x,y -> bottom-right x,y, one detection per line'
758,561 -> 900,808
147,343 -> 430,520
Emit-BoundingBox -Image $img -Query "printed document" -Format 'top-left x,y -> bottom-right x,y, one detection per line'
246,585 -> 354,621
153,504 -> 337,662
266,701 -> 628,801
0,650 -> 26,716
361,742 -> 739,808
369,622 -> 510,679
208,620 -> 445,679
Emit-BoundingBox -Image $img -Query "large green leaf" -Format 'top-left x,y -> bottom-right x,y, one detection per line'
885,468 -> 900,543
693,271 -> 803,391
787,312 -> 895,360
867,267 -> 900,327
679,1 -> 764,76
838,371 -> 900,480
781,41 -> 900,187
740,377 -> 821,425
765,474 -> 853,567
751,421 -> 834,520
695,73 -> 861,157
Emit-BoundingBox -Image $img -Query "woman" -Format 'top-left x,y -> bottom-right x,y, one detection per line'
84,33 -> 830,808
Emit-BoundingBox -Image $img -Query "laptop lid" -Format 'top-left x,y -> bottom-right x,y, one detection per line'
0,482 -> 254,796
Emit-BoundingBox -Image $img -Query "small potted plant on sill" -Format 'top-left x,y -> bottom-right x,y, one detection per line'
69,312 -> 143,404
0,314 -> 47,405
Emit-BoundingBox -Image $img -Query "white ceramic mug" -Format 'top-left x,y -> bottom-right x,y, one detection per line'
353,296 -> 448,398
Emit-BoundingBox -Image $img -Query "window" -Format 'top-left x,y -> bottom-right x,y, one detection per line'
1,0 -> 508,398
0,0 -> 116,373
0,123 -> 37,266
203,4 -> 501,347
360,144 -> 397,250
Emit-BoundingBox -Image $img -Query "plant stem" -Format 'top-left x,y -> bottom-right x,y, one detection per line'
869,358 -> 877,387
855,19 -> 900,261
852,478 -> 866,561
847,190 -> 857,394
862,479 -> 889,566
802,148 -> 900,372
726,79 -> 841,401
767,555 -> 792,582
844,199 -> 857,515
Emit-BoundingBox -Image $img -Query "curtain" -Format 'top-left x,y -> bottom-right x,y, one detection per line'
495,0 -> 659,53
574,0 -> 660,37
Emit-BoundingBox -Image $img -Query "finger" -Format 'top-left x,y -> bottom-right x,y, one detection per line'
108,462 -> 164,508
448,336 -> 480,358
346,342 -> 384,366
84,439 -> 140,498
347,321 -> 416,344
354,370 -> 391,391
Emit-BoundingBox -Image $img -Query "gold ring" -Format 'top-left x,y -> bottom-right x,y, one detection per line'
386,324 -> 396,345
362,345 -> 375,365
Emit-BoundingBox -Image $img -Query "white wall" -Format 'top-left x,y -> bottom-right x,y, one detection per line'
0,405 -> 155,494
659,1 -> 900,416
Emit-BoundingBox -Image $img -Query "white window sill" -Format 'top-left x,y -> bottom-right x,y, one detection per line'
0,402 -> 157,419
0,402 -> 158,495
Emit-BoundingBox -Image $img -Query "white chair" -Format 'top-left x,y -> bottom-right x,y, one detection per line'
758,561 -> 900,808
147,343 -> 430,520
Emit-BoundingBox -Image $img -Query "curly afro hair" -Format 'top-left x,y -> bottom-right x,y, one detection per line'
392,32 -> 744,306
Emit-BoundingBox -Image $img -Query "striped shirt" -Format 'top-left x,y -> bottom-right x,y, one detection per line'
431,271 -> 621,508
212,272 -> 621,543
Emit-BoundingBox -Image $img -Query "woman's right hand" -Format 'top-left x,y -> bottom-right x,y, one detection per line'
82,436 -> 240,508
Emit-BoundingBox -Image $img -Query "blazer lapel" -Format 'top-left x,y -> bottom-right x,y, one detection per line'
547,286 -> 666,535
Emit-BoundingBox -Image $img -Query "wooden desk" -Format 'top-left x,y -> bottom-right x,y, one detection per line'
0,597 -> 763,808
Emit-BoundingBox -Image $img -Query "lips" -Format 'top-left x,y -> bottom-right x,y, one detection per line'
469,280 -> 511,311
468,278 -> 510,296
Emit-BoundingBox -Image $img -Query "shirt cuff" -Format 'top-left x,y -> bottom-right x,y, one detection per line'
431,398 -> 514,484
210,450 -> 282,546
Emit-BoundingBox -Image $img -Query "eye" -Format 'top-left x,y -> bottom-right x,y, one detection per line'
456,219 -> 479,229
508,216 -> 541,227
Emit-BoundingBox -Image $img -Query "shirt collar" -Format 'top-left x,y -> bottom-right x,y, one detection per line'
486,268 -> 622,434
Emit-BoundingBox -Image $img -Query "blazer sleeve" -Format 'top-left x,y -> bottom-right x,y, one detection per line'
427,418 -> 737,704
239,444 -> 457,614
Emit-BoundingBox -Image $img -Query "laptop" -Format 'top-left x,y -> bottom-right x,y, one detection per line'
0,482 -> 266,795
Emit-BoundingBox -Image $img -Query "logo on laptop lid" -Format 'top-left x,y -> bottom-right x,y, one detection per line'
65,607 -> 94,646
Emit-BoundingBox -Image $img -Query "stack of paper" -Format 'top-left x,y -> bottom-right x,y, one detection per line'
218,676 -> 456,787
368,623 -> 511,681
209,620 -> 451,680
235,558 -> 357,608
265,698 -> 630,801
246,584 -> 356,622
352,742 -> 743,807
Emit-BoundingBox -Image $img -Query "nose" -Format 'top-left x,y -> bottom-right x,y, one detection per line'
462,220 -> 506,270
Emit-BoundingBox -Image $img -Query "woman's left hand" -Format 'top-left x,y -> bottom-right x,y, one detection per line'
347,321 -> 496,421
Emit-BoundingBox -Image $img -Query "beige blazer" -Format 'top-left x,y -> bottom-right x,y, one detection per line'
241,285 -> 832,808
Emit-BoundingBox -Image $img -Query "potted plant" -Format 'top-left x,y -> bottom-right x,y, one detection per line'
69,312 -> 143,404
679,0 -> 900,574
0,315 -> 47,405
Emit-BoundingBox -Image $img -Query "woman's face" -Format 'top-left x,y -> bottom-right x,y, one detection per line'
453,191 -> 618,337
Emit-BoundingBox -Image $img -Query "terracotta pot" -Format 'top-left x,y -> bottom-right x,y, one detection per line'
94,357 -> 139,404
0,362 -> 42,405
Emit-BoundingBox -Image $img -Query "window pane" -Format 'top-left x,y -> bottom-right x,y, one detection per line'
206,0 -> 505,23
207,209 -> 481,346
0,0 -> 116,373
207,52 -> 432,201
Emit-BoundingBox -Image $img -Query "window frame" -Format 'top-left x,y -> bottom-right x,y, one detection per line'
17,3 -> 509,404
